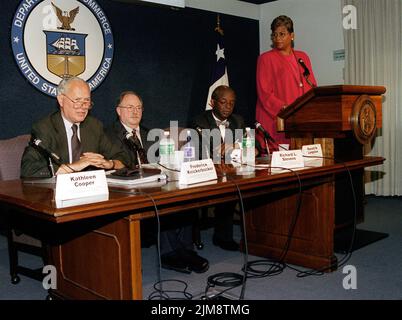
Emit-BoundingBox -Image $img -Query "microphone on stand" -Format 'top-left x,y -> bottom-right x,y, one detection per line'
30,138 -> 63,176
297,58 -> 316,88
125,131 -> 138,150
194,126 -> 210,159
30,138 -> 62,165
125,131 -> 142,168
297,58 -> 310,77
255,121 -> 276,144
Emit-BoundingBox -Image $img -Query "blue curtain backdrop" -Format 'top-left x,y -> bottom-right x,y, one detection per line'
0,0 -> 259,139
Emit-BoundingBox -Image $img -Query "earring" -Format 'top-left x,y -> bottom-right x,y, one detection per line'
291,38 -> 294,40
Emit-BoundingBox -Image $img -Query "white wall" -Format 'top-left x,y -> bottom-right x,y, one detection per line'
260,0 -> 345,85
186,0 -> 259,20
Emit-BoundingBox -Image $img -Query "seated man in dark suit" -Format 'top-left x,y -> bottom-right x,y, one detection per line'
192,85 -> 247,251
106,91 -> 209,274
21,77 -> 127,178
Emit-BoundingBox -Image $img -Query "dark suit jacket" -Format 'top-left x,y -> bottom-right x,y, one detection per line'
20,111 -> 129,178
106,120 -> 154,168
192,110 -> 246,160
192,110 -> 245,136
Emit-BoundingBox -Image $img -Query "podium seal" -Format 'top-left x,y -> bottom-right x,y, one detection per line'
350,95 -> 377,144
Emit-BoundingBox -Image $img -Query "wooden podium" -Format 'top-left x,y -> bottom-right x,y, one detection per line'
245,85 -> 386,270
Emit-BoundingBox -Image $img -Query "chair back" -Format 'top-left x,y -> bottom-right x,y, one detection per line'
0,134 -> 30,180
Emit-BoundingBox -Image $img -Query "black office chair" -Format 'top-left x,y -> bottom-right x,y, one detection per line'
0,134 -> 46,284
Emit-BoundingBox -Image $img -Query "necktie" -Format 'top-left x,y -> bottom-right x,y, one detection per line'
71,124 -> 82,163
216,119 -> 230,142
215,119 -> 229,128
131,129 -> 148,164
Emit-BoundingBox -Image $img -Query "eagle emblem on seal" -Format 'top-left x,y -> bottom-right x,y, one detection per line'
51,2 -> 79,31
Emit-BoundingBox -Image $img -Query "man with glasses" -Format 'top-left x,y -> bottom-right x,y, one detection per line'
106,91 -> 209,275
21,77 -> 128,177
106,91 -> 153,167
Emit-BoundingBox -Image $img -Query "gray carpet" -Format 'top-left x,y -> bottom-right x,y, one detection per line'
1,196 -> 401,300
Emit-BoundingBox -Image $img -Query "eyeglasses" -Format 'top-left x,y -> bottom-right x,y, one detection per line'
271,32 -> 290,40
118,105 -> 143,112
63,94 -> 93,110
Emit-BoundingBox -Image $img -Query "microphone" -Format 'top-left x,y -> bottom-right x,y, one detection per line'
194,126 -> 203,135
125,131 -> 138,150
125,131 -> 144,167
194,126 -> 210,159
30,138 -> 62,165
297,58 -> 310,77
255,121 -> 276,144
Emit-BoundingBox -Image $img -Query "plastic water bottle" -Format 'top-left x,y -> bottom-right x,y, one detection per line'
242,127 -> 255,168
159,131 -> 175,165
183,130 -> 196,162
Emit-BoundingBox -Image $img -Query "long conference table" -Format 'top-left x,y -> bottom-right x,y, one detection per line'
0,157 -> 384,300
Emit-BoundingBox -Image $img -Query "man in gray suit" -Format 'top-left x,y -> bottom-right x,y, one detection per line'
107,91 -> 209,274
21,77 -> 128,178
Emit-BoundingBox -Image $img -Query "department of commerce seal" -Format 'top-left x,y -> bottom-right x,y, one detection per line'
350,94 -> 377,144
11,0 -> 114,97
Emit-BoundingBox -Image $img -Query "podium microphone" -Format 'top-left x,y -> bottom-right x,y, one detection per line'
30,138 -> 62,165
298,58 -> 316,88
297,58 -> 310,77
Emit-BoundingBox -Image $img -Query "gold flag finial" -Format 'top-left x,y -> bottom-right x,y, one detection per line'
215,14 -> 224,36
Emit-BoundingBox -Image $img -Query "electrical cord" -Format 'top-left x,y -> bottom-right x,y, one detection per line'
285,154 -> 358,277
240,163 -> 304,280
254,153 -> 358,276
212,162 -> 303,295
123,190 -> 163,299
203,273 -> 245,300
140,190 -> 193,300
148,279 -> 193,300
229,160 -> 308,279
114,188 -> 191,300
232,180 -> 248,300
201,172 -> 248,300
157,162 -> 181,172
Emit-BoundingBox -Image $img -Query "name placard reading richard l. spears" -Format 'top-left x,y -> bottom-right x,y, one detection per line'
55,170 -> 109,208
179,159 -> 217,185
270,149 -> 304,172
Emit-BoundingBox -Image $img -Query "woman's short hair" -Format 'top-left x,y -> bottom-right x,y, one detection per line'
271,15 -> 294,33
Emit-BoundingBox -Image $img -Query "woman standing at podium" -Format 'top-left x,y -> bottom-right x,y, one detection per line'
256,15 -> 317,152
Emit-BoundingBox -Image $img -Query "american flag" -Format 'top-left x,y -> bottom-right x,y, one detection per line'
205,17 -> 229,110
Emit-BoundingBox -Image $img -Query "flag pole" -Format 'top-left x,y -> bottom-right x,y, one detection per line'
215,14 -> 224,36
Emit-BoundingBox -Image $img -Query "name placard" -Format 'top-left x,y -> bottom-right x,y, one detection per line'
179,159 -> 217,185
271,150 -> 304,170
302,144 -> 323,160
55,170 -> 109,208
